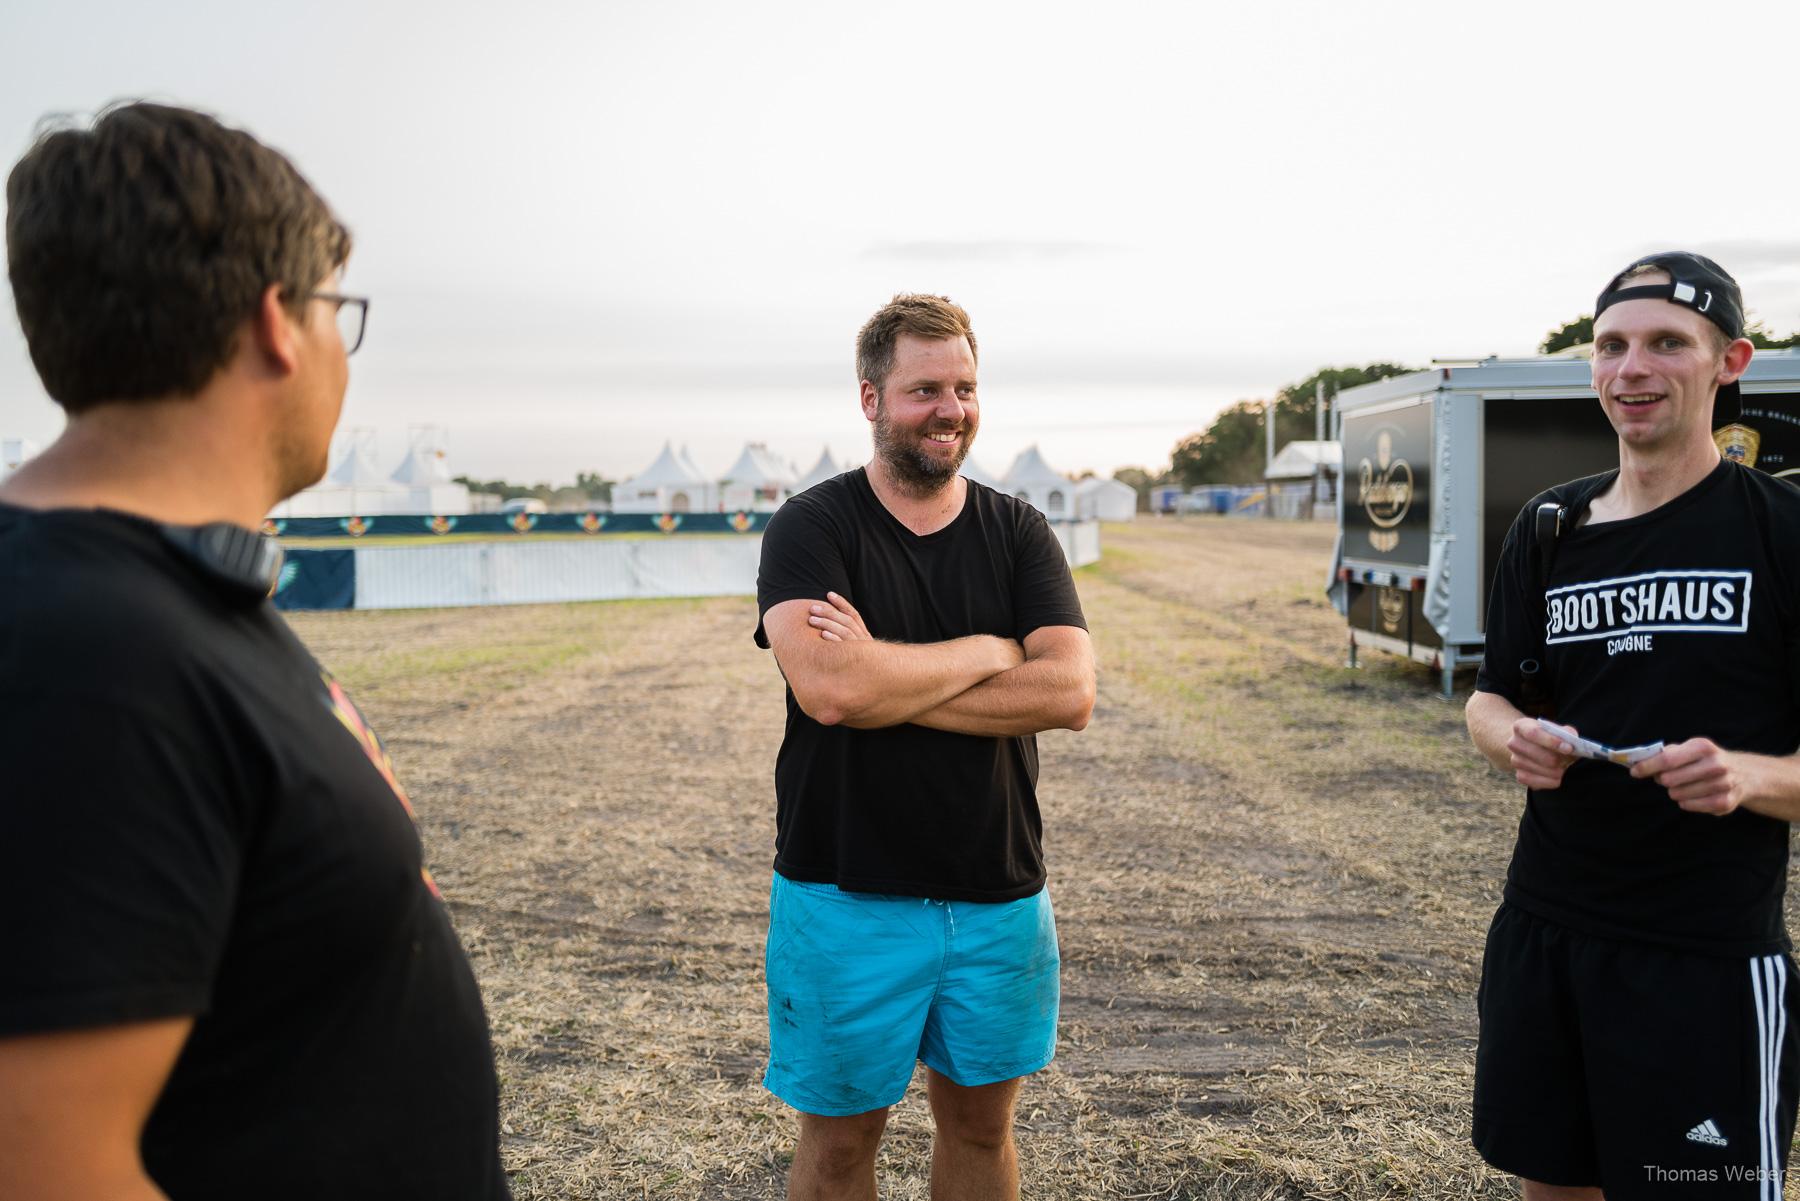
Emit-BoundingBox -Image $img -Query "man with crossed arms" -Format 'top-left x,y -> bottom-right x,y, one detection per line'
754,293 -> 1095,1200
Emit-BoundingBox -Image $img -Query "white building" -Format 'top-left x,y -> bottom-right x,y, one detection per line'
614,441 -> 714,513
720,442 -> 794,512
1002,444 -> 1074,520
1,438 -> 41,484
1075,476 -> 1138,522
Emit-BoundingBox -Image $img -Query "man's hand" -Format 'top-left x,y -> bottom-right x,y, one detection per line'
762,597 -> 1020,728
807,592 -> 871,643
807,592 -> 1027,671
1631,738 -> 1751,815
1504,717 -> 1580,790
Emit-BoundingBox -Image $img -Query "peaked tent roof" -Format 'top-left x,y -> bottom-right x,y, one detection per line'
624,441 -> 708,488
327,428 -> 388,486
794,446 -> 844,492
722,442 -> 794,487
678,444 -> 709,482
390,428 -> 454,485
1075,476 -> 1136,497
1003,444 -> 1070,488
960,456 -> 1004,490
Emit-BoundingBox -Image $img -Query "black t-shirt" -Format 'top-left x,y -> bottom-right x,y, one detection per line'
1476,460 -> 1800,955
0,504 -> 509,1200
753,469 -> 1088,901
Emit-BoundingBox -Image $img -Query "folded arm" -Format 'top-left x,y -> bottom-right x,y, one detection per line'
796,592 -> 1093,737
762,596 -> 1022,728
0,1016 -> 191,1201
907,624 -> 1095,737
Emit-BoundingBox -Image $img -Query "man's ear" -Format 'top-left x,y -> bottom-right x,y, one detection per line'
1719,336 -> 1755,386
250,283 -> 301,377
859,380 -> 880,423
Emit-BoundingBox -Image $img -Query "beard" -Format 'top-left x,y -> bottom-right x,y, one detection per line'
872,399 -> 977,496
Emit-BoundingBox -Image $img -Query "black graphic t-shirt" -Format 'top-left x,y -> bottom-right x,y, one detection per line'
753,469 -> 1088,901
0,503 -> 509,1200
1477,460 -> 1800,955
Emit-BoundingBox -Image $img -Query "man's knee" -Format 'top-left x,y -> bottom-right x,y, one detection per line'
796,1107 -> 888,1166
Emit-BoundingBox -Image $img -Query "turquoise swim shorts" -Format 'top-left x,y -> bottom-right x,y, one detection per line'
763,873 -> 1060,1117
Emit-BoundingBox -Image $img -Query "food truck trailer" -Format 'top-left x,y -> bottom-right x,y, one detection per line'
1331,349 -> 1800,696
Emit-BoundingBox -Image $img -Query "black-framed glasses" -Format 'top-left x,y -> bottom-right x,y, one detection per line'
310,291 -> 370,355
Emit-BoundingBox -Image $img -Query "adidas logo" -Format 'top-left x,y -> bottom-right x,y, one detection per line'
1686,1119 -> 1728,1147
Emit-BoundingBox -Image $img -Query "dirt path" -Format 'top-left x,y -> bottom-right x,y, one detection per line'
290,518 -> 1774,1198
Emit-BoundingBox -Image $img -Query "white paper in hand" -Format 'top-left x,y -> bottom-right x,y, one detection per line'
1536,718 -> 1664,767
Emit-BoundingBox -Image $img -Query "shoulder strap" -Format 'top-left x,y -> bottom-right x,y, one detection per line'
1518,502 -> 1567,714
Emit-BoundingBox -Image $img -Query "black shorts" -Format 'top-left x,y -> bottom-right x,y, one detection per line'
1474,904 -> 1799,1198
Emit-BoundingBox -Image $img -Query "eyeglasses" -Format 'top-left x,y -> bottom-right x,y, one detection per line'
310,291 -> 370,355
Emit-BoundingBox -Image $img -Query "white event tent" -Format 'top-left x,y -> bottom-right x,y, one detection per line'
793,446 -> 845,494
720,442 -> 795,512
614,441 -> 714,513
1076,476 -> 1138,522
1002,445 -> 1074,520
272,427 -> 473,518
961,455 -> 1005,491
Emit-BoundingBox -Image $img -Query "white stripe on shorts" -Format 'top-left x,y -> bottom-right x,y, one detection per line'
1752,954 -> 1787,1201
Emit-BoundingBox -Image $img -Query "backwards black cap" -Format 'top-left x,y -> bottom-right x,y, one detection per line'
1596,251 -> 1747,422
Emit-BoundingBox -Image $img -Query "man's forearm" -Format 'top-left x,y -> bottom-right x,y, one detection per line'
1717,750 -> 1800,823
907,653 -> 1093,737
828,635 -> 1018,729
1466,689 -> 1525,774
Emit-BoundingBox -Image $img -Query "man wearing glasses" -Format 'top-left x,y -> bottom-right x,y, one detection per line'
0,103 -> 508,1199
1466,252 -> 1800,1198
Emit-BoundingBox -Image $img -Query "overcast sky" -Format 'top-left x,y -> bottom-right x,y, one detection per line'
3,0 -> 1797,485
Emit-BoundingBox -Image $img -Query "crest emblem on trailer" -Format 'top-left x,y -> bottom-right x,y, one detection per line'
730,511 -> 753,533
657,513 -> 683,533
510,512 -> 539,533
578,512 -> 607,533
1378,587 -> 1408,634
426,515 -> 457,535
261,518 -> 286,537
340,515 -> 371,537
1358,429 -> 1413,553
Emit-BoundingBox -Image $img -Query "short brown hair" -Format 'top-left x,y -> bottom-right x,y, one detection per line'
855,293 -> 977,395
6,101 -> 351,412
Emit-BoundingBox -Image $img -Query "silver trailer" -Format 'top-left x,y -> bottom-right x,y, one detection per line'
1331,349 -> 1800,696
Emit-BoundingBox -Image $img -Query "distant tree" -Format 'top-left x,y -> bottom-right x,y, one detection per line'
1542,314 -> 1799,353
574,471 -> 614,502
1112,465 -> 1170,512
1748,321 -> 1800,350
1540,315 -> 1594,355
1168,363 -> 1414,487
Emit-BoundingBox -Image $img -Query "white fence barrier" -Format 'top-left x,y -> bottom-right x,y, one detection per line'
339,523 -> 1100,611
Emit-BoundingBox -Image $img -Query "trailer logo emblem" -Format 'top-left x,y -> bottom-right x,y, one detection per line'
1358,429 -> 1414,553
1378,587 -> 1408,634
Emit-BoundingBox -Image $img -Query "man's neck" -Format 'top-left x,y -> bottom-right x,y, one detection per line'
1592,433 -> 1722,523
864,458 -> 966,535
0,397 -> 278,528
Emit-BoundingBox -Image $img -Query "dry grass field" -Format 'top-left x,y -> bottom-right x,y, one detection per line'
284,519 -> 1800,1199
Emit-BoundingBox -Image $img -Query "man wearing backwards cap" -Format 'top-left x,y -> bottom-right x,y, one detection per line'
1466,252 -> 1800,1197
